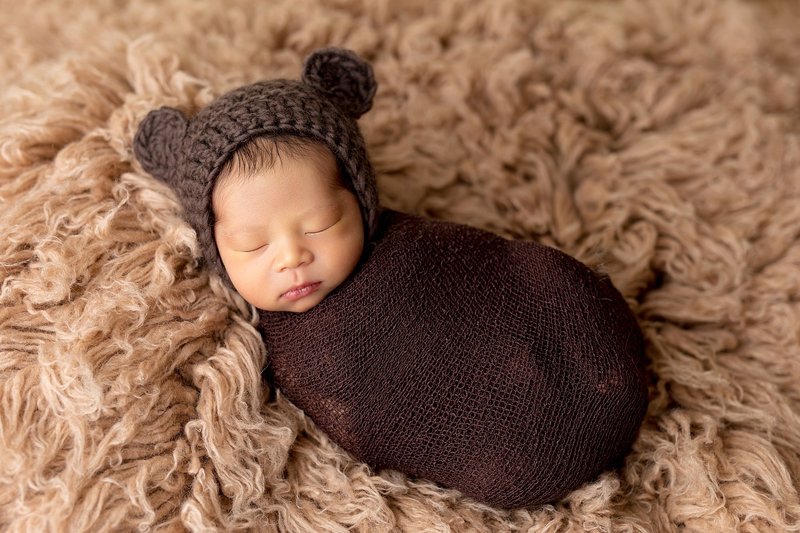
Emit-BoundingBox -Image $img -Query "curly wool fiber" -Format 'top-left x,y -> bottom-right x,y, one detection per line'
2,0 -> 800,531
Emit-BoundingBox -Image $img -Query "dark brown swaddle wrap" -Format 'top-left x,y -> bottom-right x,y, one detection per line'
259,208 -> 649,509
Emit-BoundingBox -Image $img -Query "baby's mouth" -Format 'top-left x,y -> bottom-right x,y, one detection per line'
281,281 -> 322,301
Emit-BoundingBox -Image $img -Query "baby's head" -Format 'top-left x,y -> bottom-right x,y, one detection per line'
133,48 -> 379,312
212,135 -> 364,312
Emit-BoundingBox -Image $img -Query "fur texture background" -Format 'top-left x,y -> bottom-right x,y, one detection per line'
1,0 -> 800,531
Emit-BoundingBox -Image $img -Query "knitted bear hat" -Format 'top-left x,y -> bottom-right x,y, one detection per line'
133,48 -> 379,290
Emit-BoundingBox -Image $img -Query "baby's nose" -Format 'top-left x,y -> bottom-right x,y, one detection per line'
274,239 -> 313,271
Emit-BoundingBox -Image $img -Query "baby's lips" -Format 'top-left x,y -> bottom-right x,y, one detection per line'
281,281 -> 322,301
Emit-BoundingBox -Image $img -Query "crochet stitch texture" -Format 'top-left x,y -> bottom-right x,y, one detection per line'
133,48 -> 379,291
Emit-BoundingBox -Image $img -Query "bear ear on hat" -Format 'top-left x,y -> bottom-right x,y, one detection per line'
133,106 -> 188,186
302,47 -> 377,119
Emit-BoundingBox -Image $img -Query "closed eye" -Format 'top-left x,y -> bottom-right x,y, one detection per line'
306,218 -> 340,235
243,244 -> 267,253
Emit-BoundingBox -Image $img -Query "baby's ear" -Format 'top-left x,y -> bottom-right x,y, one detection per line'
133,106 -> 188,186
302,47 -> 377,119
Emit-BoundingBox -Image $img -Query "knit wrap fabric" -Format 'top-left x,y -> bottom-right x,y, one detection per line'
259,209 -> 650,509
133,48 -> 379,291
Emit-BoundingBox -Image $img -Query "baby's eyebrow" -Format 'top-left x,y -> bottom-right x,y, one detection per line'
221,226 -> 262,237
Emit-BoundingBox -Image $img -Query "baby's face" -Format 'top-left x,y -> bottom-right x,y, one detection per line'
213,150 -> 364,312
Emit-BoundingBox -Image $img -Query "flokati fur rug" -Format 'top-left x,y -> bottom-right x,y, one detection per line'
2,0 -> 800,531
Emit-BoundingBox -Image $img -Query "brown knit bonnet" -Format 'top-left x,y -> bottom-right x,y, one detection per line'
133,48 -> 379,290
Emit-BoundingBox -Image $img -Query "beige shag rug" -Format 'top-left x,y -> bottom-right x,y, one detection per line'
2,0 -> 800,531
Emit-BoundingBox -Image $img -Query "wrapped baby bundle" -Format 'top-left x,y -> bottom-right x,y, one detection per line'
260,208 -> 648,508
133,47 -> 649,509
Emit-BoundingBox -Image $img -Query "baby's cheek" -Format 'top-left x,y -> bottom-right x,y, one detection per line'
234,256 -> 277,307
325,235 -> 361,276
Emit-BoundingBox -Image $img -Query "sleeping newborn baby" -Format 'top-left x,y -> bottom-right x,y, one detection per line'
133,48 -> 649,509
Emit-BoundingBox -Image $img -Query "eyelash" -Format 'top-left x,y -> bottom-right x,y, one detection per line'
242,220 -> 339,252
306,220 -> 337,235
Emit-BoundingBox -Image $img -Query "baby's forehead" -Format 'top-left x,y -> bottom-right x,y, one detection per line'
238,154 -> 341,185
215,157 -> 343,204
